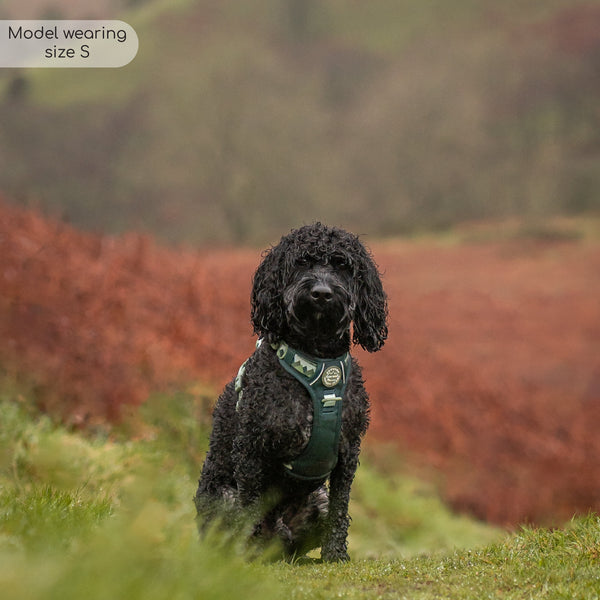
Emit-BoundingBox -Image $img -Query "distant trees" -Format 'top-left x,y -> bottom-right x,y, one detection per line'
0,2 -> 598,244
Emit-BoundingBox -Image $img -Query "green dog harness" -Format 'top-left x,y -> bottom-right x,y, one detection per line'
235,340 -> 351,483
274,341 -> 351,482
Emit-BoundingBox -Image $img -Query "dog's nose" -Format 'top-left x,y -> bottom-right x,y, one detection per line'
311,283 -> 333,303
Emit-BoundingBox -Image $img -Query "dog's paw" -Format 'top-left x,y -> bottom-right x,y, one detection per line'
321,549 -> 350,563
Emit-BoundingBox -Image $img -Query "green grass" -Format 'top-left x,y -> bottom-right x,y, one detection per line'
276,518 -> 600,599
1,380 -> 599,599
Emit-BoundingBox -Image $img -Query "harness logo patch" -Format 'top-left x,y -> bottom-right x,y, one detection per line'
322,365 -> 342,388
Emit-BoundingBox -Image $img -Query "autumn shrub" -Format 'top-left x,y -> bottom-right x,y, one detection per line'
1,200 -> 599,526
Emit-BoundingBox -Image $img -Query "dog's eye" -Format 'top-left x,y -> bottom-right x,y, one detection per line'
329,256 -> 349,269
296,256 -> 310,268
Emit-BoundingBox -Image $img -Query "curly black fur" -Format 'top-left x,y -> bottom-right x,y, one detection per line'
195,223 -> 388,561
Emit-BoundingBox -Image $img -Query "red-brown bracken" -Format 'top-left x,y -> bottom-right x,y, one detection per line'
1,199 -> 598,527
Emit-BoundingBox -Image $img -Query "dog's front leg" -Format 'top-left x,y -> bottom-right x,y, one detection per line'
320,440 -> 360,562
233,444 -> 264,501
231,426 -> 275,537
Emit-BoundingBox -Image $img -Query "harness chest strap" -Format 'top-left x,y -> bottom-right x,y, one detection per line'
274,341 -> 351,482
235,340 -> 351,482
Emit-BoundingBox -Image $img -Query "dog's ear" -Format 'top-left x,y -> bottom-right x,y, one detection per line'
351,246 -> 388,352
250,242 -> 287,345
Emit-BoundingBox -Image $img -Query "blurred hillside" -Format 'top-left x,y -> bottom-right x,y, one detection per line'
2,199 -> 599,525
1,0 -> 599,244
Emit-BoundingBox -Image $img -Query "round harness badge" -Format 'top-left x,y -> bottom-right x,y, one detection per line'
322,365 -> 342,388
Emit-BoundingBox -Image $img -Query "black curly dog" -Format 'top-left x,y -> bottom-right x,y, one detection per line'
195,223 -> 388,561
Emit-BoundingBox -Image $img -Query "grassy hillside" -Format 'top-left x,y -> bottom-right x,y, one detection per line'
277,518 -> 600,599
1,382 -> 599,599
1,0 -> 599,243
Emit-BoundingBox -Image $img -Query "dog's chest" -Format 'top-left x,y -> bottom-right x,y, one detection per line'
239,347 -> 351,462
271,381 -> 315,455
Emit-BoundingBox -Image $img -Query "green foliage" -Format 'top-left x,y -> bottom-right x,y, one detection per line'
1,384 -> 599,599
349,465 -> 500,558
0,383 -> 279,600
0,486 -> 112,552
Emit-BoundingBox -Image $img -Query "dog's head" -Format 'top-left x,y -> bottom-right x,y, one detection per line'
251,223 -> 388,356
